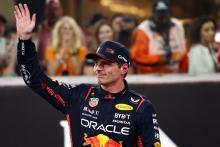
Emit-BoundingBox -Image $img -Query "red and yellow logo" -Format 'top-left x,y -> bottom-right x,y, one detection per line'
83,133 -> 122,147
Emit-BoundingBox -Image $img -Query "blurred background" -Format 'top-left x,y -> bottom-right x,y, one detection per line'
0,0 -> 220,76
0,0 -> 220,147
2,0 -> 220,26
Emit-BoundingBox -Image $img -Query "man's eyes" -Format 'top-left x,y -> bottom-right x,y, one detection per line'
103,62 -> 112,65
95,61 -> 113,66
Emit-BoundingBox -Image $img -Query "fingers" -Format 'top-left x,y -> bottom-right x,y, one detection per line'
31,13 -> 36,27
24,4 -> 30,19
14,3 -> 29,18
18,3 -> 26,17
14,10 -> 19,21
14,5 -> 22,19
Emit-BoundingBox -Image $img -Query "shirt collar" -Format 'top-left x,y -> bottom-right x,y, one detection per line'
97,80 -> 128,100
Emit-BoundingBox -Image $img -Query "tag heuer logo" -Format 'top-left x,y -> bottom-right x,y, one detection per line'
89,98 -> 99,107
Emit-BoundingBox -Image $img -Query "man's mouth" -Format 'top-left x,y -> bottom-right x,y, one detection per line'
97,74 -> 106,78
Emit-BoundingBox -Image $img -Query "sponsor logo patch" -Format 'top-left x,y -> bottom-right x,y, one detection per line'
113,113 -> 131,125
105,48 -> 115,54
115,104 -> 133,111
83,106 -> 99,116
118,54 -> 127,63
81,119 -> 130,135
130,97 -> 140,104
154,141 -> 161,147
20,64 -> 31,84
21,42 -> 25,56
89,98 -> 99,108
83,133 -> 123,147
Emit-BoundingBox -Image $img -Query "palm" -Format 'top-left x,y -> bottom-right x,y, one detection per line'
14,4 -> 36,40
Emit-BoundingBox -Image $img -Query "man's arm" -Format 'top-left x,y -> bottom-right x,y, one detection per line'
135,100 -> 161,147
14,3 -> 76,113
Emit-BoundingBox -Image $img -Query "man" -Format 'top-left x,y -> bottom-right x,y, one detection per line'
14,3 -> 160,147
131,0 -> 186,74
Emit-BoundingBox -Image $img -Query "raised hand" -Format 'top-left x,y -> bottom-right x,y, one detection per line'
14,3 -> 36,40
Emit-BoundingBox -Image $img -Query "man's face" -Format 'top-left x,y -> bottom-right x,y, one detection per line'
93,59 -> 126,86
154,11 -> 170,25
47,2 -> 63,26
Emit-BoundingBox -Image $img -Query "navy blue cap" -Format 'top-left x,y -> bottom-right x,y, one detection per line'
86,40 -> 130,66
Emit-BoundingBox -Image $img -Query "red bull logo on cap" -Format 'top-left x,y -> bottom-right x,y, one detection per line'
83,133 -> 123,147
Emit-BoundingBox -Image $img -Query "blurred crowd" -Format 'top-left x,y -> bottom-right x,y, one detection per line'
0,0 -> 220,76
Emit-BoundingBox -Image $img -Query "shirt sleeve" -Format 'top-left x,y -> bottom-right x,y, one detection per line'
17,39 -> 81,114
135,100 -> 161,147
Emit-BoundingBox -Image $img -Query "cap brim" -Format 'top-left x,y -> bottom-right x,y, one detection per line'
85,53 -> 115,62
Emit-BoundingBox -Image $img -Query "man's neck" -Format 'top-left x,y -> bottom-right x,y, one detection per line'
101,79 -> 125,93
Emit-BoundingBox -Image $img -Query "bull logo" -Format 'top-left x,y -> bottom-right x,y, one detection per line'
83,133 -> 123,147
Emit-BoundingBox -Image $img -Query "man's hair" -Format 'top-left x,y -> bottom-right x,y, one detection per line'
117,63 -> 129,78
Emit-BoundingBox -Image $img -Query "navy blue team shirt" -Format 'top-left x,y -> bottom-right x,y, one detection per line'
17,39 -> 161,147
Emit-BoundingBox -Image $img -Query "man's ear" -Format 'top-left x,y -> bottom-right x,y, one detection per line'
121,64 -> 129,75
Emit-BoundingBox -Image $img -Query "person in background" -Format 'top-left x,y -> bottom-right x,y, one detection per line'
2,23 -> 18,76
218,50 -> 220,65
111,13 -> 123,33
94,20 -> 114,45
214,32 -> 220,65
84,12 -> 107,53
116,15 -> 138,48
84,20 -> 114,75
188,15 -> 219,75
38,0 -> 87,70
0,15 -> 7,53
116,15 -> 138,74
0,14 -> 7,76
38,0 -> 64,64
45,16 -> 87,76
131,0 -> 186,74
